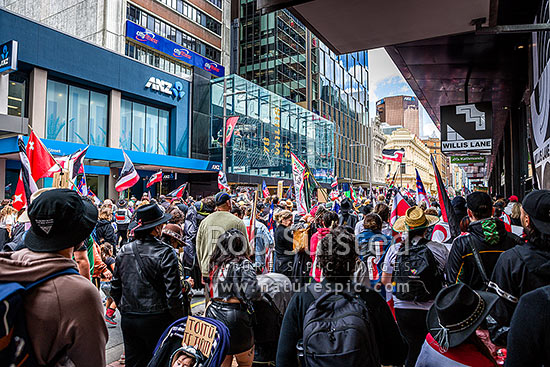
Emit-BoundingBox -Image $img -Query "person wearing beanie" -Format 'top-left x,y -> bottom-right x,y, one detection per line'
0,189 -> 107,367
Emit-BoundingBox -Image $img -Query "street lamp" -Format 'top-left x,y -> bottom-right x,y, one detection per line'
222,77 -> 246,176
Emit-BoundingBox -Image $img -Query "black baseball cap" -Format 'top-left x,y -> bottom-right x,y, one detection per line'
466,192 -> 492,214
25,189 -> 98,252
522,190 -> 550,235
215,192 -> 231,206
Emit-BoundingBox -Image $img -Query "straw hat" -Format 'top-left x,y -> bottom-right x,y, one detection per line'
393,206 -> 439,232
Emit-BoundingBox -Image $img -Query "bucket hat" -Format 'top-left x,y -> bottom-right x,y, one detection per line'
393,206 -> 439,232
133,203 -> 171,233
427,283 -> 498,350
24,189 -> 98,252
18,187 -> 55,223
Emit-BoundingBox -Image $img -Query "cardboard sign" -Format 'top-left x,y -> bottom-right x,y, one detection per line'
277,180 -> 284,198
182,317 -> 216,358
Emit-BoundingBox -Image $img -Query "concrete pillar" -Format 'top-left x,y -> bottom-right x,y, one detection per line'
0,74 -> 8,115
29,68 -> 48,138
108,167 -> 118,200
109,90 -> 121,148
0,159 -> 5,200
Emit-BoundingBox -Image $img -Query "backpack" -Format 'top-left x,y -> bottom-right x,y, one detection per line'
115,209 -> 130,225
301,286 -> 380,367
338,212 -> 358,229
393,238 -> 444,302
0,268 -> 80,366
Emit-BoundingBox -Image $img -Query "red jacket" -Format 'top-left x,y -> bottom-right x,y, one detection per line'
309,227 -> 330,281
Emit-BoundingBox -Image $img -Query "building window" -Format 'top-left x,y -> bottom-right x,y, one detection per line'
46,80 -> 108,146
125,41 -> 192,78
155,0 -> 222,36
120,99 -> 169,155
7,76 -> 26,117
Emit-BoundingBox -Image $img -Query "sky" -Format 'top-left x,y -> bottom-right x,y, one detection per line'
368,48 -> 438,138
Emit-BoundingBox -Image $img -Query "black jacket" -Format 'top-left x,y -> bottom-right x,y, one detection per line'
445,218 -> 519,290
276,281 -> 407,367
95,219 -> 117,246
274,224 -> 293,256
506,285 -> 550,367
111,235 -> 184,319
490,240 -> 550,328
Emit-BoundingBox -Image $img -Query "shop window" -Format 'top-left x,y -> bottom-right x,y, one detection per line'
121,99 -> 169,155
46,80 -> 108,146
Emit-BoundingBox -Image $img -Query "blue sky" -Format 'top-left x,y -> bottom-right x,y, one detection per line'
368,48 -> 438,138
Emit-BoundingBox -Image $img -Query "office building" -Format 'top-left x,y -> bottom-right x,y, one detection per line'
384,128 -> 435,193
233,1 -> 369,182
376,95 -> 419,137
423,134 -> 450,185
0,8 -> 223,199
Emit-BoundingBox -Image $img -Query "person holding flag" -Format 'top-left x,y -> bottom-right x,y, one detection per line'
262,180 -> 270,198
415,169 -> 430,207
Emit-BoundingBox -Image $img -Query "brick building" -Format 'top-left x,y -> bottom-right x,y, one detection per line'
376,95 -> 420,137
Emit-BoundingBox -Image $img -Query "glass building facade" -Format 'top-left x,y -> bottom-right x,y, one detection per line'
237,1 -> 369,181
210,75 -> 334,181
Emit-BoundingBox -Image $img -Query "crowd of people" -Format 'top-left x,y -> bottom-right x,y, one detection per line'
1,185 -> 550,367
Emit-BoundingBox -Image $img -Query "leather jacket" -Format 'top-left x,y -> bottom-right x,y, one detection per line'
111,235 -> 184,319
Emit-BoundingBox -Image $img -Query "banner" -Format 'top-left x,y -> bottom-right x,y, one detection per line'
291,152 -> 307,215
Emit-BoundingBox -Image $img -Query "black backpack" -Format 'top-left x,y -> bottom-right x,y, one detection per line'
300,286 -> 380,367
393,238 -> 444,302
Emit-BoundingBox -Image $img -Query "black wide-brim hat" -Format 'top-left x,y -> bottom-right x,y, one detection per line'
25,189 -> 98,252
133,203 -> 172,232
427,284 -> 498,349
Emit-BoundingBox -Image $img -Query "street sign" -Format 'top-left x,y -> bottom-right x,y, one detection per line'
441,102 -> 492,153
0,40 -> 18,75
450,156 -> 486,164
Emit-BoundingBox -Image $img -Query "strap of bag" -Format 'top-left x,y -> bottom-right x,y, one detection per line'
131,241 -> 157,286
466,235 -> 518,303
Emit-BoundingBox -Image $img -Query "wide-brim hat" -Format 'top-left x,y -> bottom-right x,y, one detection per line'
24,189 -> 98,252
162,223 -> 184,245
393,206 -> 439,232
427,284 -> 498,349
133,203 -> 172,232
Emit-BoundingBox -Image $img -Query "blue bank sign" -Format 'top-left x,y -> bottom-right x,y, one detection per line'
126,21 -> 224,77
0,40 -> 18,75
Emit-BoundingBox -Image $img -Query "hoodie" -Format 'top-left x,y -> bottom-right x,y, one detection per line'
309,227 -> 331,281
445,218 -> 520,291
0,249 -> 108,367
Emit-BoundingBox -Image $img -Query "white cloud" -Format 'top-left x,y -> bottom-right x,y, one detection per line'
368,48 -> 438,139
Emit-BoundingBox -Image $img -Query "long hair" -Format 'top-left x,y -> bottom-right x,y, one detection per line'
209,229 -> 249,274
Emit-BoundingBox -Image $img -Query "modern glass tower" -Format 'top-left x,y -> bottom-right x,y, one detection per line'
234,0 -> 369,182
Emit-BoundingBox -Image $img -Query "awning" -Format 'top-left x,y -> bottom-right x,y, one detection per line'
0,136 -> 221,174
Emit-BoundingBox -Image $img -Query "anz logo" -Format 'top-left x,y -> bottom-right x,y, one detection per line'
145,77 -> 185,101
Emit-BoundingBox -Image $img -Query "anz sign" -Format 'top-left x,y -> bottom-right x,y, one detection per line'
145,77 -> 186,101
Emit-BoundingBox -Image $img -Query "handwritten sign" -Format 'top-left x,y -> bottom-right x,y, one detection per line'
182,317 -> 216,358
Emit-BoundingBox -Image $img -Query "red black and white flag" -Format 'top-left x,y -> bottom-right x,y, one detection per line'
146,170 -> 163,188
382,148 -> 405,162
168,183 -> 188,198
390,191 -> 410,226
68,146 -> 89,187
330,175 -> 338,189
115,151 -> 140,192
431,154 -> 460,239
27,130 -> 58,181
224,116 -> 239,146
13,136 -> 38,211
218,170 -> 230,191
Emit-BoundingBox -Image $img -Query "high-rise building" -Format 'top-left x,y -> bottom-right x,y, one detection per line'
233,1 -> 369,182
376,95 -> 419,137
0,0 -> 230,75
